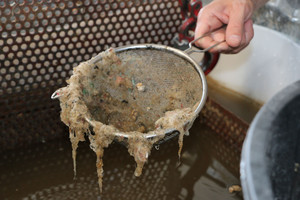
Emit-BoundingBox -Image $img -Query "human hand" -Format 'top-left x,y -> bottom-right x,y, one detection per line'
195,0 -> 256,54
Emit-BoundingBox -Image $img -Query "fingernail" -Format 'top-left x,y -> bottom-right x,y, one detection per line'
229,35 -> 241,46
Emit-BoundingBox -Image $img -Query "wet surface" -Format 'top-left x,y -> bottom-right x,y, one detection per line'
0,121 -> 243,200
207,78 -> 262,124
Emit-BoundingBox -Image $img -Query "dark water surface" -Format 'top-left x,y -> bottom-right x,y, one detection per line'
0,121 -> 243,200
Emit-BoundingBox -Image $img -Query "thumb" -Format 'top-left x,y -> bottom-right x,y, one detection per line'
226,6 -> 246,47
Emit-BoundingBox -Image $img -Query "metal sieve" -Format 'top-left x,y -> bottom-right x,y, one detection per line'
51,29 -> 224,145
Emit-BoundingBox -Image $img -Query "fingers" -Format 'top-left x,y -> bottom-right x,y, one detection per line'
195,23 -> 231,53
194,5 -> 226,53
194,0 -> 255,54
226,2 -> 246,47
202,19 -> 253,54
194,26 -> 222,53
195,5 -> 225,37
195,20 -> 253,54
203,28 -> 229,53
226,19 -> 254,54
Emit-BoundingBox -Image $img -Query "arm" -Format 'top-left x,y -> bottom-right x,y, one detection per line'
195,0 -> 269,54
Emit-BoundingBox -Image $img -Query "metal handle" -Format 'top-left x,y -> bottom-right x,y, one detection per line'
184,25 -> 226,54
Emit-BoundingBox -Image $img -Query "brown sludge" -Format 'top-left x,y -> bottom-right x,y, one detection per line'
57,48 -> 201,192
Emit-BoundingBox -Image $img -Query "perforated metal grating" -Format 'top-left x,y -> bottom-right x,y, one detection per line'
200,98 -> 249,152
0,0 -> 183,151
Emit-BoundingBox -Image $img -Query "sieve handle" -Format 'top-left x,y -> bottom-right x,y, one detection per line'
185,40 -> 224,54
184,25 -> 226,54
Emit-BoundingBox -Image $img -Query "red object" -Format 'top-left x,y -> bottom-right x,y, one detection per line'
178,0 -> 219,75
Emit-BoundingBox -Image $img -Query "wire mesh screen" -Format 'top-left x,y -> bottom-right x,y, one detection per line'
0,0 -> 182,151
